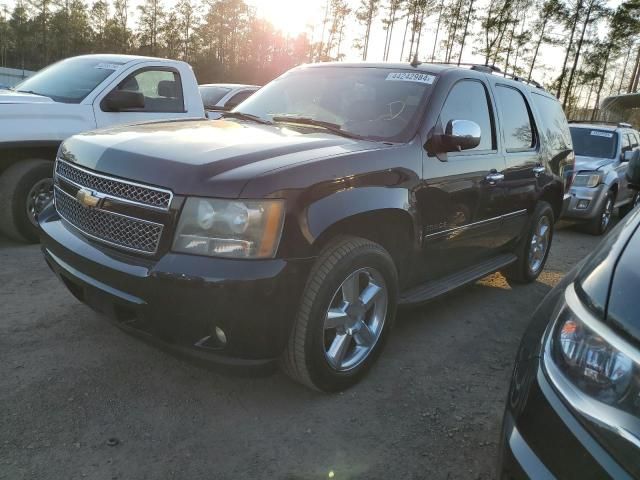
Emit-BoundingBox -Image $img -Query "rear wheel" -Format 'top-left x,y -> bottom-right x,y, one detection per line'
503,201 -> 554,284
280,236 -> 398,392
584,190 -> 614,236
0,159 -> 54,243
619,192 -> 640,218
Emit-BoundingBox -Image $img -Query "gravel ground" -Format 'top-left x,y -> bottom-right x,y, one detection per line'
0,222 -> 607,480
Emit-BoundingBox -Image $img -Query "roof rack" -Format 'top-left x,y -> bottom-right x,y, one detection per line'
569,120 -> 632,128
419,61 -> 544,89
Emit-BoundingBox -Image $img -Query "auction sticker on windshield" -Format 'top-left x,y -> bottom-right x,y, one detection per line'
386,72 -> 436,84
95,63 -> 122,70
590,130 -> 614,138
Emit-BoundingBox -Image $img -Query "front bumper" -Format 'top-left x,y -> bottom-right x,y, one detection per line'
562,184 -> 608,220
39,207 -> 312,370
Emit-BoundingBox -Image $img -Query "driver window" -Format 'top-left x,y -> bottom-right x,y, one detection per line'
439,80 -> 495,152
115,69 -> 184,113
621,133 -> 632,153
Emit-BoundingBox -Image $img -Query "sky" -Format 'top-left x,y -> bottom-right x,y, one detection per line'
0,0 -> 622,84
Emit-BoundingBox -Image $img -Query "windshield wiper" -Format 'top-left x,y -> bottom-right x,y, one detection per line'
271,116 -> 363,139
220,111 -> 273,125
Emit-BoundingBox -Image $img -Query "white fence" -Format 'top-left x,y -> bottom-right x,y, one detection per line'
0,67 -> 35,88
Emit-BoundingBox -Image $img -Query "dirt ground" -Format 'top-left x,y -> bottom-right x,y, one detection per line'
0,222 -> 606,480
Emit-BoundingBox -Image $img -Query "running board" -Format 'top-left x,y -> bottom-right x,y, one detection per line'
398,253 -> 518,306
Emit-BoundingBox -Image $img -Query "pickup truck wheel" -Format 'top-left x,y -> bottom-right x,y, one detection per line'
584,190 -> 615,236
619,192 -> 639,218
503,201 -> 554,284
281,236 -> 398,392
0,160 -> 54,243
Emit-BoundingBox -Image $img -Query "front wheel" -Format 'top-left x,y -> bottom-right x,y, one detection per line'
503,201 -> 554,284
0,159 -> 54,242
584,190 -> 614,236
280,236 -> 398,392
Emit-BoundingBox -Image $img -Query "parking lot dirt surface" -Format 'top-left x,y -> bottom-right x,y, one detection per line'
1,222 -> 607,480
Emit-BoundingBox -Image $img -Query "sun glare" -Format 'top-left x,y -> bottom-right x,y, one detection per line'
247,0 -> 321,37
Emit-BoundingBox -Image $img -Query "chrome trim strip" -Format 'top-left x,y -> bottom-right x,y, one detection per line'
54,186 -> 163,256
542,284 -> 640,450
55,158 -> 174,211
423,209 -> 527,240
502,208 -> 528,219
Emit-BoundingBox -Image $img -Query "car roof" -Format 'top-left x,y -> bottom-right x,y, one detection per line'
199,83 -> 260,89
297,61 -> 547,94
70,53 -> 186,65
570,123 -> 619,131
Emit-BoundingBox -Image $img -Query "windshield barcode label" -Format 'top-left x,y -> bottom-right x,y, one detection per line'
386,72 -> 436,84
590,131 -> 614,138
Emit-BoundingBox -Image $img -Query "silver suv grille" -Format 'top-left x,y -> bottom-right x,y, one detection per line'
53,159 -> 170,255
55,160 -> 172,210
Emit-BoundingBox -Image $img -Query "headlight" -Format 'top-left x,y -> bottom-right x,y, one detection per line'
173,197 -> 285,259
547,286 -> 640,416
572,171 -> 603,188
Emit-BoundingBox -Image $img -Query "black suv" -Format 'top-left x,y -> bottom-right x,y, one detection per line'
39,62 -> 574,391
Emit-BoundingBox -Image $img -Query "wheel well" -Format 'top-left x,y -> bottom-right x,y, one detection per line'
313,210 -> 417,286
0,147 -> 58,175
609,183 -> 618,197
540,184 -> 563,223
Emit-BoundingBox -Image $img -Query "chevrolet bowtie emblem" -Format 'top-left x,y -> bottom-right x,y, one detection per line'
76,188 -> 102,209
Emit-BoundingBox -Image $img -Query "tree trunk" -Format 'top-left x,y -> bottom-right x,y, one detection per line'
618,47 -> 632,94
446,0 -> 464,62
557,0 -> 583,99
563,0 -> 593,109
400,12 -> 410,61
457,0 -> 474,64
629,45 -> 640,93
528,15 -> 548,81
591,47 -> 611,121
432,0 -> 445,61
385,5 -> 398,61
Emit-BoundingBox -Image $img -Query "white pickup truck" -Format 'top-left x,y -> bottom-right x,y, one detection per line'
0,54 -> 205,242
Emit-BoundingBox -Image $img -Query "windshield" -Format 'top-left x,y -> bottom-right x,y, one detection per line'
570,127 -> 618,159
15,57 -> 123,104
235,67 -> 436,142
199,86 -> 232,109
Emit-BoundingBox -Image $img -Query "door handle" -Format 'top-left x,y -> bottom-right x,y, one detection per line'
485,171 -> 505,184
533,165 -> 546,176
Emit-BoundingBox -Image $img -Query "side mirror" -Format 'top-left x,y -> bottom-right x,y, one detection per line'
442,119 -> 481,152
102,90 -> 145,112
627,154 -> 640,189
622,150 -> 635,163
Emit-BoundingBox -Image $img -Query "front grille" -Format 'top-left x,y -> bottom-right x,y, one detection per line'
55,159 -> 172,210
54,187 -> 164,254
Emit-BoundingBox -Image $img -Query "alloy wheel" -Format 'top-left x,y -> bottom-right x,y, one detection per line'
528,216 -> 550,274
323,267 -> 388,372
601,196 -> 614,231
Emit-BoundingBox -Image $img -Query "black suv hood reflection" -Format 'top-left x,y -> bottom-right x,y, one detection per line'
60,119 -> 378,198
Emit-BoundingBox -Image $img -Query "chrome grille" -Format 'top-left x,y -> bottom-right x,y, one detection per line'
55,159 -> 172,210
54,187 -> 164,254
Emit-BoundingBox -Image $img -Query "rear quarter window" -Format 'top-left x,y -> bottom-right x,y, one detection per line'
531,93 -> 572,155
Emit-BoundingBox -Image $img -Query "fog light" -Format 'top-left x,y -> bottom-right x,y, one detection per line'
577,199 -> 590,209
215,326 -> 227,345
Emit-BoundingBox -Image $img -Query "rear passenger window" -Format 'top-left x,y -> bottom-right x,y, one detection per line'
632,133 -> 640,147
495,85 -> 534,151
622,134 -> 631,152
440,80 -> 494,152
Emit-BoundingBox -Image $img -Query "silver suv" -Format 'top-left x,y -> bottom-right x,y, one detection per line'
564,121 -> 640,234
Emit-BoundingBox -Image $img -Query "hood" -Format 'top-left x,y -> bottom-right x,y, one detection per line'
60,119 -> 380,198
574,155 -> 614,172
607,211 -> 640,343
577,207 -> 640,342
0,90 -> 54,104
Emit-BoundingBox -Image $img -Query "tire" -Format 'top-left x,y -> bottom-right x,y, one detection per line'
584,190 -> 615,236
619,192 -> 640,218
503,201 -> 554,284
0,159 -> 54,243
280,236 -> 398,392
